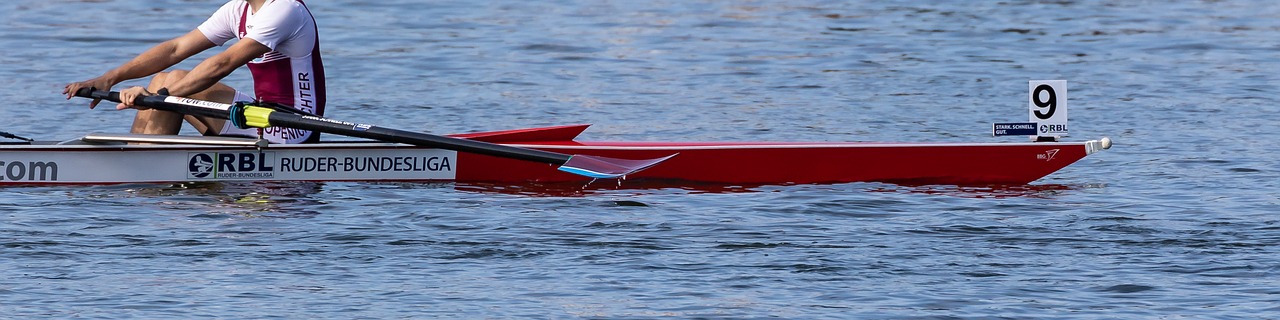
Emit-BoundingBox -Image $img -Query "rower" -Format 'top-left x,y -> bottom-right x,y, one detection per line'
63,0 -> 325,145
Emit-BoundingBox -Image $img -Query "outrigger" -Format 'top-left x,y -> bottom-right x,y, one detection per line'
0,83 -> 1110,186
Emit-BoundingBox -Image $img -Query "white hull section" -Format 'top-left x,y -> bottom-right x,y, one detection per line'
0,143 -> 457,184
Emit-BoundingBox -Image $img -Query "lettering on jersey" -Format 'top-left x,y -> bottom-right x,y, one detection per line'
279,156 -> 453,173
297,72 -> 314,113
263,127 -> 311,142
188,152 -> 277,179
0,160 -> 58,181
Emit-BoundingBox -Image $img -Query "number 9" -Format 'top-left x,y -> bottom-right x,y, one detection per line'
1033,84 -> 1056,120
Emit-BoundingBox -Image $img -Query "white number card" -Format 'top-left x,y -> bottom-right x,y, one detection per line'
1029,80 -> 1068,137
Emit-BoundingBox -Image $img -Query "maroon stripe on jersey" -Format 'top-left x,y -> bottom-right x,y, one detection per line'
233,0 -> 325,143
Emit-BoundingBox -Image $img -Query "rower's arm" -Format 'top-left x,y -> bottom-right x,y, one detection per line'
163,38 -> 270,97
100,29 -> 217,85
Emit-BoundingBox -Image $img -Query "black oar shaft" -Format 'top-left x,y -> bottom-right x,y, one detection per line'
76,88 -> 571,164
265,112 -> 572,164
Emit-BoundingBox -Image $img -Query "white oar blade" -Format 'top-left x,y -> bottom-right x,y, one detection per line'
558,154 -> 678,179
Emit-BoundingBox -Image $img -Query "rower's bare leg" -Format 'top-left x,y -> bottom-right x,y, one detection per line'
130,69 -> 233,136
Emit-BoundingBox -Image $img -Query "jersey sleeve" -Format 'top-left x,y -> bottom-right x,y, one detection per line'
242,1 -> 308,51
197,1 -> 240,46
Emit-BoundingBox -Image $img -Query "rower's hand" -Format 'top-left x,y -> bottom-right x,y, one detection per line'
116,86 -> 154,110
63,77 -> 116,109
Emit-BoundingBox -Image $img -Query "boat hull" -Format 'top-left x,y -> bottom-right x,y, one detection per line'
0,125 -> 1108,186
463,141 -> 1098,185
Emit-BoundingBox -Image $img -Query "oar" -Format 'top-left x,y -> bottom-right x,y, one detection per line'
0,131 -> 33,142
74,88 -> 675,179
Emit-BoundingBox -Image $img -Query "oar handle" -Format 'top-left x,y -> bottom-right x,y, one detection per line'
73,88 -> 232,122
75,88 -> 122,103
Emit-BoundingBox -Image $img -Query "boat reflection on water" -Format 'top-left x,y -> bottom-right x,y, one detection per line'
867,183 -> 1101,199
452,178 -> 1099,199
453,179 -> 764,197
105,181 -> 329,217
57,179 -> 1097,214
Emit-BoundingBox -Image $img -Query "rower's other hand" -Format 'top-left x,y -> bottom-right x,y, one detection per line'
116,86 -> 154,110
63,78 -> 114,109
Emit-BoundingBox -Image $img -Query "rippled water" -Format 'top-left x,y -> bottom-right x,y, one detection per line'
3,0 -> 1280,318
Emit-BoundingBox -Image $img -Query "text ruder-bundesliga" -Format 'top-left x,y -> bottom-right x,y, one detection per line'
188,151 -> 452,179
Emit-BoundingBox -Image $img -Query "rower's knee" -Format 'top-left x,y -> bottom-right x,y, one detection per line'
150,70 -> 190,88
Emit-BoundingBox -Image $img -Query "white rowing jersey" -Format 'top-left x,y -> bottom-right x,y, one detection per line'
198,0 -> 325,143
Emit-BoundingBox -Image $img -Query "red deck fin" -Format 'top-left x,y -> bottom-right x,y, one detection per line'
449,124 -> 590,143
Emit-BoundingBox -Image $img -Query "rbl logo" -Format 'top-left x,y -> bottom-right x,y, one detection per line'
187,152 -> 276,179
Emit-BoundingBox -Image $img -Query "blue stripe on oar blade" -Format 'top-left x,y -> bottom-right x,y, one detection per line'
557,154 -> 678,179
